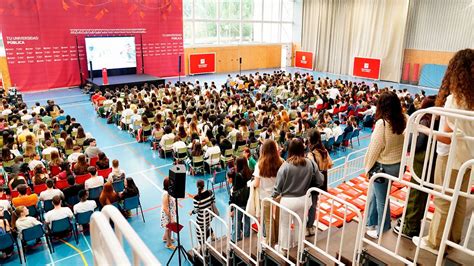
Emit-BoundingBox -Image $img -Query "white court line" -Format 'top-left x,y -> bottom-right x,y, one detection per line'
139,172 -> 164,193
48,249 -> 91,265
24,94 -> 88,103
46,237 -> 56,266
60,102 -> 91,108
101,141 -> 137,150
82,232 -> 93,256
127,163 -> 173,176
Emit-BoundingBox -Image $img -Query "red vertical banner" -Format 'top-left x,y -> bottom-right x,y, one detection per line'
102,68 -> 108,85
353,57 -> 381,80
294,51 -> 314,70
189,53 -> 216,75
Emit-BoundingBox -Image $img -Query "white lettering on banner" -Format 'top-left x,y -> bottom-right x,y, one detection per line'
301,55 -> 307,64
362,62 -> 371,73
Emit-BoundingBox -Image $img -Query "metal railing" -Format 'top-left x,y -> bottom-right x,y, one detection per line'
204,208 -> 228,264
259,198 -> 303,266
302,187 -> 363,265
90,205 -> 160,266
188,220 -> 206,265
328,148 -> 367,187
228,204 -> 261,265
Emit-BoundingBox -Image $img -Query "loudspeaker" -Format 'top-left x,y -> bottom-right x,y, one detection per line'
169,164 -> 186,198
178,55 -> 182,73
239,57 -> 242,64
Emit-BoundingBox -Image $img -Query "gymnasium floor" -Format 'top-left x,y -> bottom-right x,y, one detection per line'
3,67 -> 431,266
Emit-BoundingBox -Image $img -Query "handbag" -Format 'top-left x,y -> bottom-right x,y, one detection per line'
369,162 -> 385,183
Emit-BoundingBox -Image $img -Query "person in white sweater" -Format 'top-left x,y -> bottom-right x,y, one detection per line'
364,91 -> 407,239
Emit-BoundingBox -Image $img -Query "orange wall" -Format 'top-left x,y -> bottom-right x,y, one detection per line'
403,49 -> 454,68
184,44 -> 282,75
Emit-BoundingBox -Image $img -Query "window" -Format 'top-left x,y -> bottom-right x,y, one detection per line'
195,0 -> 217,19
184,0 -> 294,46
263,0 -> 281,22
219,0 -> 241,20
262,23 -> 280,43
219,22 -> 240,43
242,23 -> 262,43
183,21 -> 193,45
242,0 -> 262,20
281,0 -> 294,22
281,23 -> 292,43
183,0 -> 193,19
194,22 -> 218,44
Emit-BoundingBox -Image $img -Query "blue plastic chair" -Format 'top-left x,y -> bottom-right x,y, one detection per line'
123,195 -> 145,223
88,186 -> 103,200
112,179 -> 125,192
21,224 -> 52,262
342,131 -> 353,151
0,232 -> 21,263
49,217 -> 78,251
42,200 -> 54,213
26,205 -> 40,219
351,128 -> 360,146
66,195 -> 79,207
76,211 -> 93,226
326,137 -> 335,152
333,135 -> 343,151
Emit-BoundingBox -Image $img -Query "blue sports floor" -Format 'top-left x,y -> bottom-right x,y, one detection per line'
5,67 -> 432,266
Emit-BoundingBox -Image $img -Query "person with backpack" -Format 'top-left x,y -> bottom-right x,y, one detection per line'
306,129 -> 333,236
228,157 -> 252,242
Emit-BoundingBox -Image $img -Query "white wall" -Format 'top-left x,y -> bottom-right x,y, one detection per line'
405,0 -> 474,52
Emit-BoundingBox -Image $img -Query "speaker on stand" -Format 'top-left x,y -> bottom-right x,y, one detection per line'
167,164 -> 187,266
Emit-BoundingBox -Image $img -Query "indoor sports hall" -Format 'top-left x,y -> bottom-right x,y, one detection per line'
0,1 -> 473,266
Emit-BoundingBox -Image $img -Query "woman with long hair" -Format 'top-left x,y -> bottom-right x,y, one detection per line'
272,138 -> 323,253
414,49 -> 474,252
32,164 -> 48,185
305,128 -> 333,236
120,177 -> 139,199
160,177 -> 176,250
49,151 -> 63,176
190,179 -> 216,244
95,152 -> 110,170
99,182 -> 119,206
253,139 -> 284,245
73,155 -> 89,175
229,157 -> 252,242
364,91 -> 407,239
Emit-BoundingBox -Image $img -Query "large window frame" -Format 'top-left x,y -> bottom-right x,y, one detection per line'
184,0 -> 294,46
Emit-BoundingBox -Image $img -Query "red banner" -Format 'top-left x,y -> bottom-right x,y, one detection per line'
353,57 -> 381,80
189,53 -> 216,75
0,0 -> 184,92
294,51 -> 313,69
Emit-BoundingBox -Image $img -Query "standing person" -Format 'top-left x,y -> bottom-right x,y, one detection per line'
413,49 -> 474,253
393,96 -> 437,239
364,91 -> 407,239
272,139 -> 323,254
189,180 -> 216,243
306,129 -> 333,236
160,177 -> 176,250
228,157 -> 252,242
253,139 -> 284,246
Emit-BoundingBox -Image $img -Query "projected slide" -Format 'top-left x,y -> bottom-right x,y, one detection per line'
85,37 -> 136,70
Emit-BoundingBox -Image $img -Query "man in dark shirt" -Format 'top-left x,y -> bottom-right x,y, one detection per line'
62,176 -> 84,206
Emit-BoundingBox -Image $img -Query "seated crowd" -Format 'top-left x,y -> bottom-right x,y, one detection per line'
90,71 -> 424,170
89,70 -> 467,255
0,98 -> 139,259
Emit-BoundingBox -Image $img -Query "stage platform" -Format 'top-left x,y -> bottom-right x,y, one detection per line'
86,74 -> 165,91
